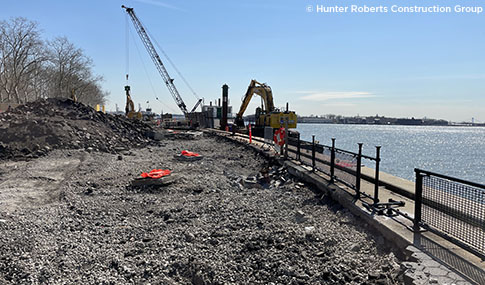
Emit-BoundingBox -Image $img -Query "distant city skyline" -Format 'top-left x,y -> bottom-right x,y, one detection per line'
1,0 -> 484,122
297,113 -> 479,124
298,113 -> 478,122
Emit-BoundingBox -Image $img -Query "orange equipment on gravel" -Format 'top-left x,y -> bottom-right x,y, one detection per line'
181,150 -> 200,157
141,169 -> 171,179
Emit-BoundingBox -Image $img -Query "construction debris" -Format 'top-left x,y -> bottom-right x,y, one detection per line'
164,130 -> 203,140
239,164 -> 297,190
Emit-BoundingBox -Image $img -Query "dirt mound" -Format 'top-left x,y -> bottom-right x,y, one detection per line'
0,98 -> 155,159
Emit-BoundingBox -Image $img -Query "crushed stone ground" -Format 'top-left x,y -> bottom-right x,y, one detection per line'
0,133 -> 403,284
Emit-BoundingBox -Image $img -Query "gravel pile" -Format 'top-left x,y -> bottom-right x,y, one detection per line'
0,134 -> 403,284
0,98 -> 154,160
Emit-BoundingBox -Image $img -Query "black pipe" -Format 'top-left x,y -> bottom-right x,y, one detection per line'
373,146 -> 381,204
330,138 -> 336,182
414,170 -> 424,231
356,143 -> 363,198
221,84 -> 229,130
312,135 -> 316,172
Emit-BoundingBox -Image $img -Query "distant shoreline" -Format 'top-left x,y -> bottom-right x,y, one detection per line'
297,122 -> 485,127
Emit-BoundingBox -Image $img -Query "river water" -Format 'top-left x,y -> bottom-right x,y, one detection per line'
296,124 -> 485,184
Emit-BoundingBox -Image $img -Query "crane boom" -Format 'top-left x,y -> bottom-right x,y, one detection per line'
190,98 -> 203,113
122,5 -> 190,114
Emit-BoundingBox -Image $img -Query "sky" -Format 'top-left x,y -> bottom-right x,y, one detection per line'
2,0 -> 484,122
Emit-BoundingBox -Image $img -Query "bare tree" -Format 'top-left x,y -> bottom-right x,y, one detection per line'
28,62 -> 51,100
0,17 -> 47,103
0,18 -> 108,106
76,78 -> 108,106
47,37 -> 88,97
46,36 -> 106,105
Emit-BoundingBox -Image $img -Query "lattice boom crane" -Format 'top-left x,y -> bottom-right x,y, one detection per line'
122,5 -> 201,115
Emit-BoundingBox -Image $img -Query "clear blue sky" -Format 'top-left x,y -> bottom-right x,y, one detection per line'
2,0 -> 484,122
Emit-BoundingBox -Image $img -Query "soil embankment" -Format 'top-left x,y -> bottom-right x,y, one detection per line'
0,98 -> 153,160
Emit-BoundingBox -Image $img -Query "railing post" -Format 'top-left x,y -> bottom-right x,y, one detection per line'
284,119 -> 288,159
373,146 -> 381,205
356,143 -> 363,199
312,135 -> 316,172
330,138 -> 336,182
280,128 -> 284,156
414,169 -> 423,231
297,133 -> 301,161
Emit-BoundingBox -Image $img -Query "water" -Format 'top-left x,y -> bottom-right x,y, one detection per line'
297,124 -> 485,184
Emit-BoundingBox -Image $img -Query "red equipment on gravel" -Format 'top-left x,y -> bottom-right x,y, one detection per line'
140,169 -> 172,179
181,150 -> 200,157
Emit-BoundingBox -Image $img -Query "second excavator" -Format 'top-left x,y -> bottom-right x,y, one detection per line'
125,83 -> 142,120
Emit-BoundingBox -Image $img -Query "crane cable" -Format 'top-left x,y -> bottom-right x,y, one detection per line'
150,33 -> 201,100
126,18 -> 178,113
125,14 -> 129,84
139,18 -> 200,101
129,26 -> 178,113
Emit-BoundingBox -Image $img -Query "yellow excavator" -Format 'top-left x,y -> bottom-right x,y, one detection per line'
70,89 -> 77,102
125,85 -> 142,120
235,80 -> 297,133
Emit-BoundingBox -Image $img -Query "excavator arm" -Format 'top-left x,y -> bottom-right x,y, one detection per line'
125,85 -> 135,114
125,85 -> 142,120
235,80 -> 275,127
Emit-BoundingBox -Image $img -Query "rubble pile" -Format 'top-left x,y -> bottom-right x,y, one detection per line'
0,98 -> 155,159
236,164 -> 300,190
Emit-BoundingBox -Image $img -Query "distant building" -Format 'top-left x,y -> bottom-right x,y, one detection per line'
201,102 -> 233,129
395,118 -> 423,125
297,115 -> 455,126
298,117 -> 333,124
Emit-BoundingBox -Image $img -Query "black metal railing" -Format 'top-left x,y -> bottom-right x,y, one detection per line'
414,169 -> 485,259
288,133 -> 485,260
287,134 -> 381,202
333,147 -> 358,188
224,129 -> 485,259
